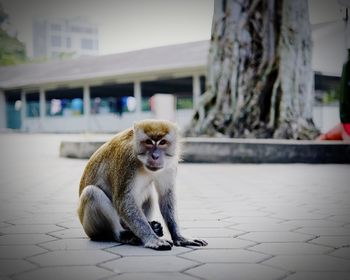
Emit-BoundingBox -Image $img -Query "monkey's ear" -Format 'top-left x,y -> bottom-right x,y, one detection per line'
133,121 -> 139,132
133,122 -> 145,141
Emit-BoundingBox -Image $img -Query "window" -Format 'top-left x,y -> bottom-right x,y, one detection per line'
66,37 -> 71,48
4,90 -> 21,129
141,77 -> 193,111
90,83 -> 134,115
51,35 -> 61,47
70,26 -> 81,32
51,23 -> 61,31
45,88 -> 84,117
26,92 -> 40,118
81,38 -> 93,50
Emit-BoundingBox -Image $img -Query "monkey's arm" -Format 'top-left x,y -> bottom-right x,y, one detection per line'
117,193 -> 173,250
158,188 -> 207,247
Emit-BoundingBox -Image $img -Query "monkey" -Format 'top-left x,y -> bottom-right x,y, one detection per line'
77,119 -> 207,250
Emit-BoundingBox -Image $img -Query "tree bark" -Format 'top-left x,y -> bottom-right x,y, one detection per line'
186,0 -> 319,139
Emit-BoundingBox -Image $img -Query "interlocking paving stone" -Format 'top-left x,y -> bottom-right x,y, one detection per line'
56,218 -> 82,228
178,213 -> 229,220
100,256 -> 198,273
1,135 -> 350,279
239,232 -> 314,243
0,234 -> 56,245
249,243 -> 331,255
328,215 -> 350,223
283,272 -> 350,280
330,247 -> 350,259
279,219 -> 346,228
0,225 -> 63,234
106,272 -> 199,280
230,223 -> 298,232
186,263 -> 286,280
263,255 -> 350,272
12,266 -> 114,280
295,227 -> 350,236
106,244 -> 192,256
39,238 -> 118,250
181,249 -> 269,263
9,215 -> 72,225
0,260 -> 36,276
181,228 -> 244,238
270,213 -> 330,220
221,210 -> 271,217
224,217 -> 285,224
180,220 -> 231,228
0,245 -> 47,259
310,236 -> 350,248
188,237 -> 255,249
28,250 -> 119,266
49,228 -> 87,239
0,223 -> 11,228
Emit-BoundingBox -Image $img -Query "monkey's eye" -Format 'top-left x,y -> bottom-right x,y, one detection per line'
158,139 -> 167,146
144,139 -> 153,146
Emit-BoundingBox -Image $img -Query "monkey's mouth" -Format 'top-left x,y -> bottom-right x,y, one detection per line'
145,165 -> 163,172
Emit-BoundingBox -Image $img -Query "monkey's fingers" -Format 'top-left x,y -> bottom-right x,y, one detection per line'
191,239 -> 208,246
174,238 -> 208,247
144,238 -> 173,251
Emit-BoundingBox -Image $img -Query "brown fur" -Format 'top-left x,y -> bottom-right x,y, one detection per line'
77,119 -> 207,250
78,128 -> 141,221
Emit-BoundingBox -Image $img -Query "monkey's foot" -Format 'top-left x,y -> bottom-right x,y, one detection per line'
144,237 -> 173,251
119,230 -> 143,245
173,236 -> 208,247
149,220 -> 163,237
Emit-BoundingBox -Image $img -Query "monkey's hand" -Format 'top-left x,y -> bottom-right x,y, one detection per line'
144,237 -> 173,251
149,220 -> 163,237
173,236 -> 208,247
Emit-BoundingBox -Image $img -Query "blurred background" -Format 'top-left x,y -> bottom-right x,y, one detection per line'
0,0 -> 348,134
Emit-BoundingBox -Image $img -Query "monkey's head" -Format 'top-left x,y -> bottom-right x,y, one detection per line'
133,119 -> 180,172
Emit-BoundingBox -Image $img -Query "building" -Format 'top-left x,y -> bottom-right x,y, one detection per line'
0,41 -> 207,133
0,37 -> 344,134
33,17 -> 99,59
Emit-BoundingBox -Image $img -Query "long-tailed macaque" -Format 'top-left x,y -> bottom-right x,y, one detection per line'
77,119 -> 207,250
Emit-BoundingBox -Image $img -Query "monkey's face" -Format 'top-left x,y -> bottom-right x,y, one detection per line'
133,120 -> 179,172
139,138 -> 168,171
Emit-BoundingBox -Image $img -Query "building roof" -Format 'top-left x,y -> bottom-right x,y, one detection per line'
0,40 -> 209,90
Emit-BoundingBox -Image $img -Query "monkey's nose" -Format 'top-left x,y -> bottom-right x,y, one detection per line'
151,149 -> 161,160
152,153 -> 159,160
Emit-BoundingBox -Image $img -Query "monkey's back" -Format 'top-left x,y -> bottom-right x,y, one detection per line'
79,128 -> 141,198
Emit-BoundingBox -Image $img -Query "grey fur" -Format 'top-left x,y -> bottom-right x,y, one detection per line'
78,120 -> 207,250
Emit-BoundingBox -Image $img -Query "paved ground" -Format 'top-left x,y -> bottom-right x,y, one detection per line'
0,133 -> 350,280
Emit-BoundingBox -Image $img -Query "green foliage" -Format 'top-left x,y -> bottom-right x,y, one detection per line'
176,97 -> 193,109
0,2 -> 28,66
322,89 -> 339,105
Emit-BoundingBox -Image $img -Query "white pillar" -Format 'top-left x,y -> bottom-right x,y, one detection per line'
83,84 -> 91,132
193,74 -> 201,109
0,90 -> 6,130
20,89 -> 26,131
39,88 -> 46,132
134,81 -> 142,114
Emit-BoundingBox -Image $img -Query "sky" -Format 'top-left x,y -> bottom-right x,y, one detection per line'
1,0 -> 214,56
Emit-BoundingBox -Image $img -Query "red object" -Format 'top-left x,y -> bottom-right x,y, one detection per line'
343,123 -> 350,136
317,123 -> 343,140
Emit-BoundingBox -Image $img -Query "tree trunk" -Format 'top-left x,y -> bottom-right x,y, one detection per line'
186,0 -> 319,139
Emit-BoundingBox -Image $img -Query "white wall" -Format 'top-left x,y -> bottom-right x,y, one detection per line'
313,105 -> 339,133
22,109 -> 193,133
21,106 -> 338,135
